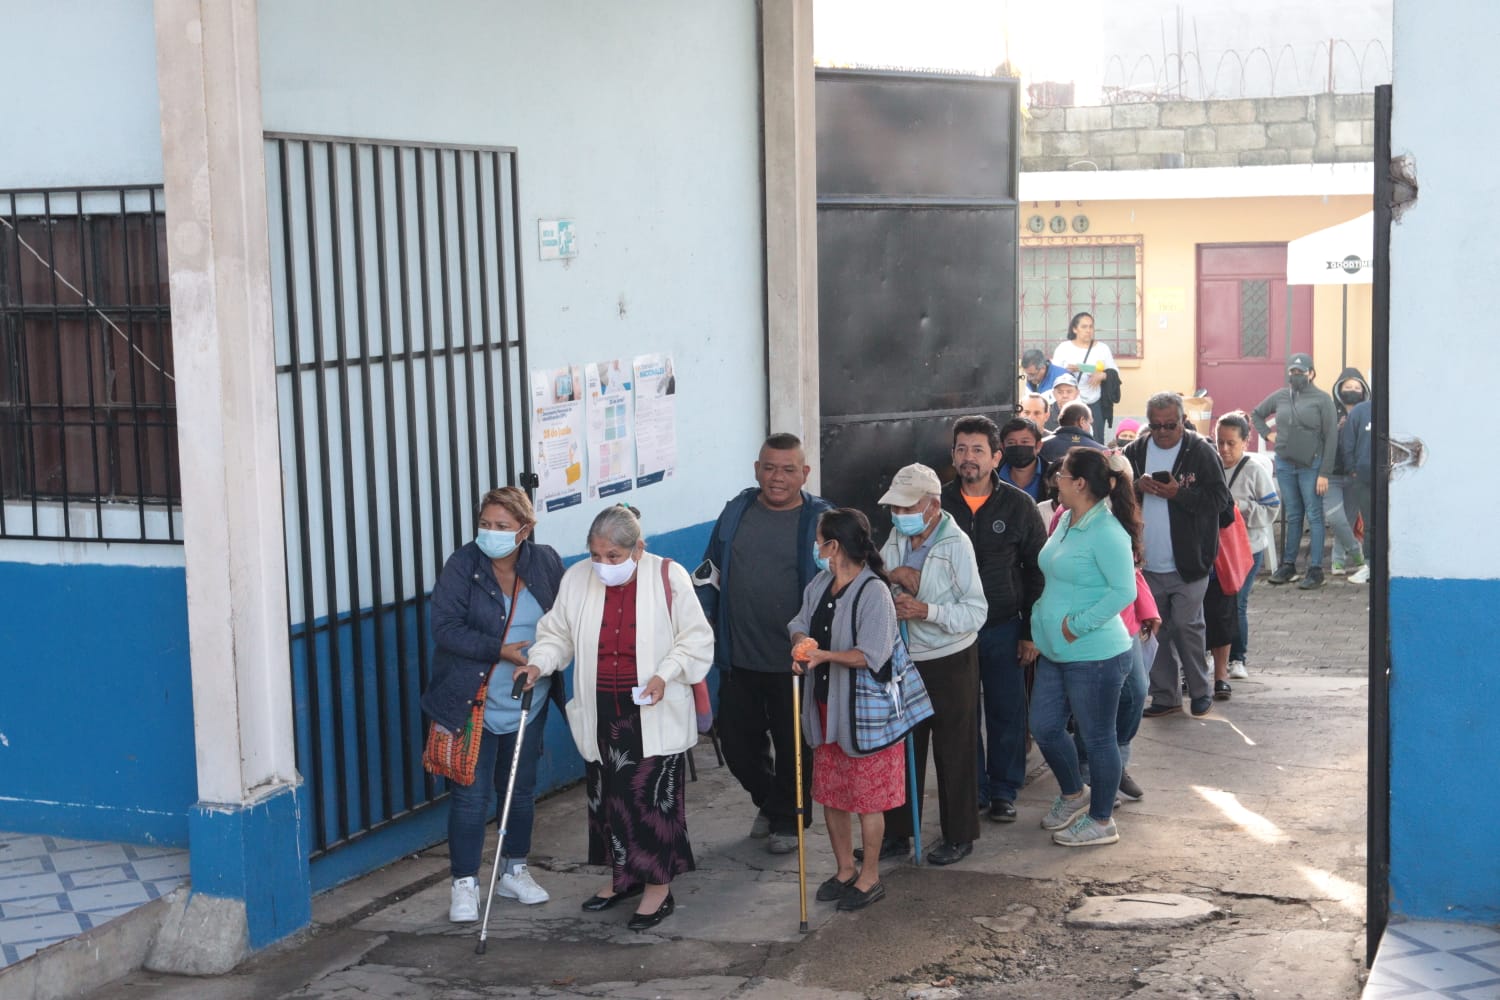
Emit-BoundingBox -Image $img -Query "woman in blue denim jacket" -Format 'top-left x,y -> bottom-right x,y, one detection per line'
421,487 -> 565,923
1029,447 -> 1142,848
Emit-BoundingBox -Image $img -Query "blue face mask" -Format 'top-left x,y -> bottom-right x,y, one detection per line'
891,510 -> 928,537
813,541 -> 829,572
476,529 -> 519,559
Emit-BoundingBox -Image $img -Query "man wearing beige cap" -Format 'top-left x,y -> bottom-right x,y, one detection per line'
872,463 -> 988,865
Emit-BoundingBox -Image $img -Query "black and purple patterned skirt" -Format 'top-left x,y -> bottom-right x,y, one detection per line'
588,696 -> 695,891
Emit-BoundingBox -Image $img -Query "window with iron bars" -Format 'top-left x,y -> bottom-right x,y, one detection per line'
0,188 -> 180,542
1019,238 -> 1143,361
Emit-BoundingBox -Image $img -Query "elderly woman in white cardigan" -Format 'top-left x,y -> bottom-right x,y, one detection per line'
516,505 -> 713,932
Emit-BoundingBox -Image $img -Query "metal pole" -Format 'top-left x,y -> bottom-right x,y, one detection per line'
1341,284 -> 1349,372
1365,83 -> 1393,970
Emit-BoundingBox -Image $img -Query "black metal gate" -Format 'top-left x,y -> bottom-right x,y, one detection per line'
264,133 -> 530,859
815,69 -> 1021,520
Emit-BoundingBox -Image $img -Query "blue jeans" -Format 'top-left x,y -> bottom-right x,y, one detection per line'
448,701 -> 549,878
1276,457 -> 1325,569
1030,649 -> 1133,823
976,618 -> 1028,805
1230,549 -> 1266,663
1324,475 -> 1362,567
1074,635 -> 1148,772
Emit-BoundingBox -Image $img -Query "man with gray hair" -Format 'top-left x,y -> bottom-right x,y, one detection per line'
1121,392 -> 1232,718
1021,348 -> 1067,395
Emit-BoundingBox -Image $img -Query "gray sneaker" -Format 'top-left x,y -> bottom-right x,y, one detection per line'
1041,787 -> 1091,831
749,812 -> 771,839
1052,814 -> 1119,847
1298,566 -> 1326,590
767,832 -> 798,855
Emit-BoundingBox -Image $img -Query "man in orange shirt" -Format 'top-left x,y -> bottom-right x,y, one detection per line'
940,415 -> 1048,825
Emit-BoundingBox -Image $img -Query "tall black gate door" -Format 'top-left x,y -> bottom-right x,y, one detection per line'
815,69 -> 1020,522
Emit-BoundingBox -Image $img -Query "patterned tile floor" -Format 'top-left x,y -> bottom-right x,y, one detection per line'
1365,921 -> 1500,999
0,832 -> 188,968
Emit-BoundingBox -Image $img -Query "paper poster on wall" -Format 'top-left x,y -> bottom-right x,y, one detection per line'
584,359 -> 634,499
528,365 -> 585,513
632,353 -> 677,488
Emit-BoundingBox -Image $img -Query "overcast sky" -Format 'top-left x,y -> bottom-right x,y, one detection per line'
814,0 -> 1392,100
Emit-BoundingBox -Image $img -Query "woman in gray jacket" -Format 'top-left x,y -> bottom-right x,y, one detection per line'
789,508 -> 905,912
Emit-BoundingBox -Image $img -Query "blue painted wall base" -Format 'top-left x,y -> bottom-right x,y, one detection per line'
1388,575 -> 1500,926
189,783 -> 311,949
0,561 -> 195,845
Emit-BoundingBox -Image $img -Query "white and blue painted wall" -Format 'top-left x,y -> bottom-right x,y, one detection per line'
1,0 -> 773,942
1388,0 -> 1500,927
0,3 -> 193,847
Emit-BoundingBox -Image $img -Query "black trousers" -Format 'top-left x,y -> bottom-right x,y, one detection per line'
716,666 -> 812,834
883,642 -> 981,846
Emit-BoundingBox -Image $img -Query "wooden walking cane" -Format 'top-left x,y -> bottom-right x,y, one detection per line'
791,667 -> 809,932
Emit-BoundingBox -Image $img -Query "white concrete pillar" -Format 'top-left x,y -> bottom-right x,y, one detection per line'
151,0 -> 309,968
761,0 -> 821,489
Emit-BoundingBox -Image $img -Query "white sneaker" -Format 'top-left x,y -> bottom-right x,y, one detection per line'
1228,660 -> 1249,680
1348,565 -> 1371,585
497,864 -> 550,905
449,876 -> 479,922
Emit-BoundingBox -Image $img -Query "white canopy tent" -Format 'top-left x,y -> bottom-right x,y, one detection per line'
1287,211 -> 1374,368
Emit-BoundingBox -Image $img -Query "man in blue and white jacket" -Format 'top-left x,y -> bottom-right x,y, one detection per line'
875,463 -> 989,866
697,433 -> 833,854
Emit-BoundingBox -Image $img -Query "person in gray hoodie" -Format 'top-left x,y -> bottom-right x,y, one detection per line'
1251,353 -> 1339,589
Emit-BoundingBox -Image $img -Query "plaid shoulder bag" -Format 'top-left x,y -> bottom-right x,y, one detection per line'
845,577 -> 935,754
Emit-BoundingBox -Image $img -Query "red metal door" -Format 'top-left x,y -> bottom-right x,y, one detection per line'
1196,243 -> 1312,443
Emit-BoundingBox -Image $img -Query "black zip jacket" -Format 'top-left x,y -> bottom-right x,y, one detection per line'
1122,430 -> 1231,583
940,473 -> 1047,637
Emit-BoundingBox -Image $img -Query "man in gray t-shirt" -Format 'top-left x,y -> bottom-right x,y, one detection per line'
697,434 -> 832,855
726,503 -> 802,671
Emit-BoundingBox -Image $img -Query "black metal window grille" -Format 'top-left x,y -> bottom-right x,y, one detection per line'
0,187 -> 180,542
265,133 -> 530,859
1239,278 -> 1271,357
1020,237 -> 1143,359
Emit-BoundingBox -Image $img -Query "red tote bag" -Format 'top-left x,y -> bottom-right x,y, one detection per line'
1215,505 -> 1253,595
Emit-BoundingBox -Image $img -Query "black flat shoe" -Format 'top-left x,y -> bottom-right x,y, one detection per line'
815,874 -> 857,902
1142,702 -> 1180,718
626,893 -> 675,931
852,837 -> 909,863
580,883 -> 644,912
926,840 -> 974,866
836,881 -> 886,911
1214,679 -> 1232,701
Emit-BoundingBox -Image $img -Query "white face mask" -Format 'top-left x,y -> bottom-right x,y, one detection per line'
592,557 -> 637,588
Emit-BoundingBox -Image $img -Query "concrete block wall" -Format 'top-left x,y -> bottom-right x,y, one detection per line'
1023,93 -> 1374,171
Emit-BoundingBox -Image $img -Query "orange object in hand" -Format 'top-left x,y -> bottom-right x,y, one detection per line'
792,637 -> 819,663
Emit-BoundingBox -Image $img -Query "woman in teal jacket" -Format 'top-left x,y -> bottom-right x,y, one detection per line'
1029,447 -> 1142,848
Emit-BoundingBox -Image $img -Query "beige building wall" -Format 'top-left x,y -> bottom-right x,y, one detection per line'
1024,193 -> 1372,426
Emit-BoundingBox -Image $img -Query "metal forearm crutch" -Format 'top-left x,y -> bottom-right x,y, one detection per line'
791,666 -> 809,932
476,675 -> 536,955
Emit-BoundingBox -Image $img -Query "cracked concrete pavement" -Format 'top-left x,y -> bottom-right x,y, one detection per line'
85,570 -> 1371,999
